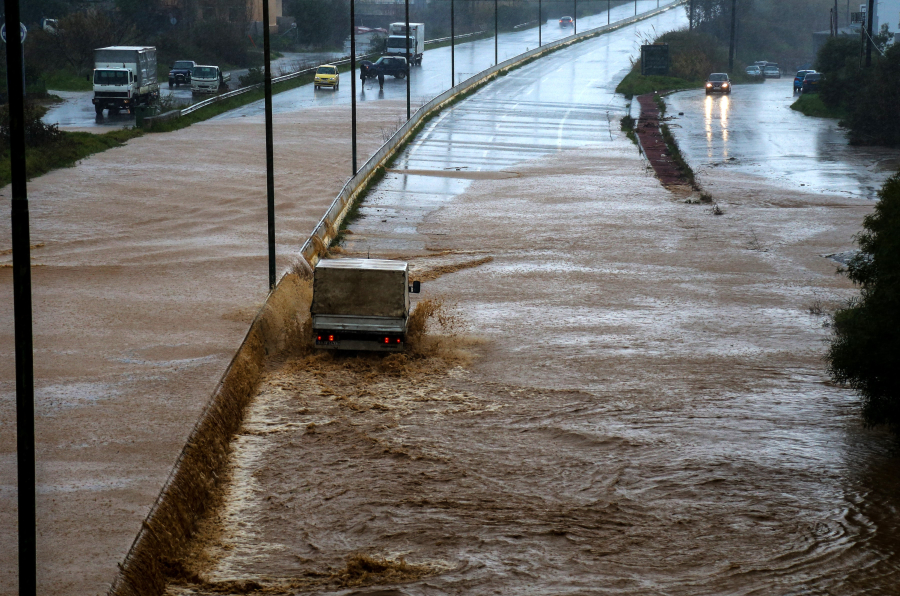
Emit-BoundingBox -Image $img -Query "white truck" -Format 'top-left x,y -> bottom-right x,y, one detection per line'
310,259 -> 421,352
191,65 -> 231,94
92,46 -> 158,116
385,22 -> 424,65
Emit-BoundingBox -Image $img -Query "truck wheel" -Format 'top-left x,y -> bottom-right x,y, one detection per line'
95,104 -> 103,116
315,85 -> 319,90
168,79 -> 174,88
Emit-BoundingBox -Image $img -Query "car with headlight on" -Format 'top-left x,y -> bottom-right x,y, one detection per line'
705,73 -> 732,95
314,64 -> 340,90
794,69 -> 815,93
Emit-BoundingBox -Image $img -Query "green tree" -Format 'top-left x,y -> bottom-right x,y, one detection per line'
828,172 -> 900,431
284,0 -> 350,47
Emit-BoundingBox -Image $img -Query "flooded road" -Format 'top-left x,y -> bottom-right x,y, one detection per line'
168,5 -> 899,596
665,78 -> 900,200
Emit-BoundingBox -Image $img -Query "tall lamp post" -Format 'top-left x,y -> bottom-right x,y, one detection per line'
4,1 -> 36,595
608,0 -> 611,25
406,0 -> 411,119
539,0 -> 542,46
262,0 -> 276,288
351,0 -> 357,174
574,0 -> 578,34
495,0 -> 499,64
451,0 -> 456,85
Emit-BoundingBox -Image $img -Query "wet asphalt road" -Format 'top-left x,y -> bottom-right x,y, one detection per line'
41,0 -> 677,130
665,78 -> 900,200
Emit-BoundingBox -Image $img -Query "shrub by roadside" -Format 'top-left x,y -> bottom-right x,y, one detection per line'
828,172 -> 900,431
790,93 -> 846,120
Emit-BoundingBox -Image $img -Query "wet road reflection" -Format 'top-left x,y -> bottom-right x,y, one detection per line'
670,78 -> 900,198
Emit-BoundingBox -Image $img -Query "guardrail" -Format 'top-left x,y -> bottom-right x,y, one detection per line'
298,0 -> 686,267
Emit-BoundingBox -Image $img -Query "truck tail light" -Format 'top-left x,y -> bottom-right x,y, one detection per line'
384,337 -> 390,344
329,335 -> 335,342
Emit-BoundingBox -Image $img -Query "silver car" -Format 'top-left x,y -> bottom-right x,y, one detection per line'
763,65 -> 781,78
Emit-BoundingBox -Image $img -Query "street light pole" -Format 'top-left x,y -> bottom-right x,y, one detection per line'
865,0 -> 874,66
574,0 -> 578,34
728,0 -> 736,71
608,0 -> 611,25
451,0 -> 456,85
406,0 -> 411,119
262,0 -> 276,288
350,0 -> 357,175
4,1 -> 37,595
539,0 -> 542,46
495,0 -> 499,65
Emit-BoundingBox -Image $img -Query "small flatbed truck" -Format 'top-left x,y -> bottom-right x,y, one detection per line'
311,259 -> 420,351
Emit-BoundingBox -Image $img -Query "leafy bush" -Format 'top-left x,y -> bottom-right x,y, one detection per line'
0,103 -> 62,151
828,172 -> 900,431
239,67 -> 265,88
815,38 -> 900,145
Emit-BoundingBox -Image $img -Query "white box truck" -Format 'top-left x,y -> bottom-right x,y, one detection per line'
311,259 -> 421,352
191,65 -> 231,94
92,46 -> 158,116
386,22 -> 424,65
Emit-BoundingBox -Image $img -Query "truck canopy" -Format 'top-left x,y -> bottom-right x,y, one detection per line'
94,46 -> 157,87
312,259 -> 409,318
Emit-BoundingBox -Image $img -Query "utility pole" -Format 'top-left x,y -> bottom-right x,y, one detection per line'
574,0 -> 578,34
608,0 -> 611,25
262,0 -> 276,288
406,0 -> 411,119
728,0 -> 737,71
451,0 -> 456,85
865,0 -> 874,66
4,1 -> 36,595
495,0 -> 499,64
689,0 -> 694,29
635,0 -> 637,16
350,0 -> 357,175
539,0 -> 542,46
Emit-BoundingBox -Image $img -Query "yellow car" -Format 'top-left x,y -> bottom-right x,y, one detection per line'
314,64 -> 339,90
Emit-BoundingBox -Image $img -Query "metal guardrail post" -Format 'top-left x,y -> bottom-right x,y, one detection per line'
4,0 -> 36,594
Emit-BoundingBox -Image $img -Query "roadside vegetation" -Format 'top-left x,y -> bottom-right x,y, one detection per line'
811,37 -> 900,146
0,103 -> 143,187
828,172 -> 900,431
789,93 -> 845,119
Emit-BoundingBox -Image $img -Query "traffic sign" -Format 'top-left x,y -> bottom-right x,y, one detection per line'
1,22 -> 28,44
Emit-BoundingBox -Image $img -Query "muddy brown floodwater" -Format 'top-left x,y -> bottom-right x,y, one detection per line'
0,100 -> 410,595
168,123 -> 900,592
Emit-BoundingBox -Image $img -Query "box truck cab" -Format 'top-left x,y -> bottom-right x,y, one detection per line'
386,22 -> 424,65
92,46 -> 158,116
191,65 -> 231,94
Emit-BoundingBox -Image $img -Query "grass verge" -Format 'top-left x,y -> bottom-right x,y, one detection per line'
621,113 -> 637,145
1,128 -> 144,188
790,93 -> 845,119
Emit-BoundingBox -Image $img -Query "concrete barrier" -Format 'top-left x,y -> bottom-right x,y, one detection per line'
109,2 -> 686,593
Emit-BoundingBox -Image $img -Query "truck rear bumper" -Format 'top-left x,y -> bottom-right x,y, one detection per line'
314,337 -> 405,352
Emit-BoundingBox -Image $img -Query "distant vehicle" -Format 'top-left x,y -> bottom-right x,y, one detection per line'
745,65 -> 762,77
310,258 -> 421,352
763,64 -> 781,78
362,56 -> 409,80
314,64 -> 340,90
559,16 -> 574,27
794,69 -> 815,92
40,18 -> 59,33
92,46 -> 159,116
191,65 -> 230,94
385,22 -> 424,66
168,60 -> 196,87
801,72 -> 822,94
705,72 -> 731,94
